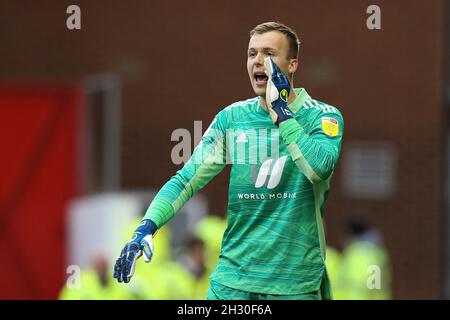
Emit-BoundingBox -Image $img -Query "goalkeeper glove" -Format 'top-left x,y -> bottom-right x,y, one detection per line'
264,56 -> 293,126
113,219 -> 157,283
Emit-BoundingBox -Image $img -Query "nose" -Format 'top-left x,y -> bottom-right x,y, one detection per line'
255,52 -> 265,66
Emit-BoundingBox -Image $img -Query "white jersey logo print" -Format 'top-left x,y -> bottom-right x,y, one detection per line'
236,132 -> 248,143
254,155 -> 288,189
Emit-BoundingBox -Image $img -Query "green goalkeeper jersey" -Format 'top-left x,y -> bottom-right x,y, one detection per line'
144,88 -> 344,296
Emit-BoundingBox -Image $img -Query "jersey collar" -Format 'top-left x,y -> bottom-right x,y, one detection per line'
288,88 -> 311,113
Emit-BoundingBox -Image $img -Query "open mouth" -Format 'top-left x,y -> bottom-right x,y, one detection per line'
254,72 -> 268,86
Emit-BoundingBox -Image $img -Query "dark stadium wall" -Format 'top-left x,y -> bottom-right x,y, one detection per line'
0,0 -> 444,299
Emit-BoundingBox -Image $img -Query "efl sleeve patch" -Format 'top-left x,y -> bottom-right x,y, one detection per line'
321,117 -> 339,137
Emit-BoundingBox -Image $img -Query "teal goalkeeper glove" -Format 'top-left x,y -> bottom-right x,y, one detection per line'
113,219 -> 157,283
264,56 -> 293,126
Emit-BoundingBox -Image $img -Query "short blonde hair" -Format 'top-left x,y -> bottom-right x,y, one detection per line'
250,22 -> 301,59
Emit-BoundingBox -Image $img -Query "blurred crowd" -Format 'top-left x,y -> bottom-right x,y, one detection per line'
59,215 -> 391,300
326,216 -> 392,300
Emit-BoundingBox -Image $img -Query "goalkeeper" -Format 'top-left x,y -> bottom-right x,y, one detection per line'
114,21 -> 344,300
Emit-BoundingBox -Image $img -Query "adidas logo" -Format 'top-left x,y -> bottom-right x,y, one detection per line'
236,132 -> 248,143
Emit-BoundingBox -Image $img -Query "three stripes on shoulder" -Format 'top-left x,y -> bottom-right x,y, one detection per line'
304,99 -> 338,114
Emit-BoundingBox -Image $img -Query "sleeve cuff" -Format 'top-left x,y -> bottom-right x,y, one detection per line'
279,118 -> 304,145
143,198 -> 174,228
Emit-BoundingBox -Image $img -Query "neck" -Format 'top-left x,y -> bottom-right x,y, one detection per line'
259,86 -> 297,112
287,87 -> 297,104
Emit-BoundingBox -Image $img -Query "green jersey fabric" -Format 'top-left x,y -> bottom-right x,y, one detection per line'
144,88 -> 344,296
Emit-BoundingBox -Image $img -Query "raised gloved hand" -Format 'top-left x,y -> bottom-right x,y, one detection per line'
113,219 -> 157,283
264,56 -> 293,126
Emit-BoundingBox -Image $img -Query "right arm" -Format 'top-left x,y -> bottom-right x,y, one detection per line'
113,110 -> 229,283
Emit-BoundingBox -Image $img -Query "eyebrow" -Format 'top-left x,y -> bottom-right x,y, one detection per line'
248,47 -> 279,53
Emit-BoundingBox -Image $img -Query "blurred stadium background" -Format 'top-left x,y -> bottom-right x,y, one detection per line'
0,0 -> 446,299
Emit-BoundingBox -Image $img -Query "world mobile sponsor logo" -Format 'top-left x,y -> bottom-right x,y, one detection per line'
237,192 -> 297,200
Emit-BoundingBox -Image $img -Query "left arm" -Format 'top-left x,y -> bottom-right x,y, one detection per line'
263,56 -> 344,183
279,112 -> 344,183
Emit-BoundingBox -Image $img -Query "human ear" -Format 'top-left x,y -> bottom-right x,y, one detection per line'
289,58 -> 298,74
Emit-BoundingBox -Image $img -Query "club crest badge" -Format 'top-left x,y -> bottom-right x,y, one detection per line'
321,117 -> 339,137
